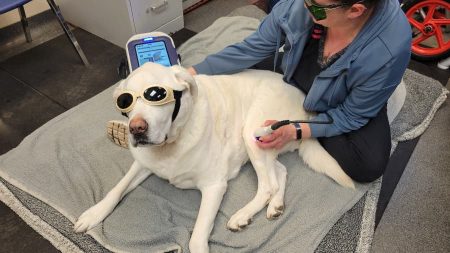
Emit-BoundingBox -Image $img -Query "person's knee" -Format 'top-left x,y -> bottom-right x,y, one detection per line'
349,154 -> 389,183
351,167 -> 383,182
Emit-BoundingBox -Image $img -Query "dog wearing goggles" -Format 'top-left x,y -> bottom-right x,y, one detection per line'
74,62 -> 354,253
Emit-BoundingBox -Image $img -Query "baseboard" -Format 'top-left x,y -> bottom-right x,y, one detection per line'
183,0 -> 210,14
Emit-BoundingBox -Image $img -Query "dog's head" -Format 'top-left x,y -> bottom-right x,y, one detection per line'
113,62 -> 197,147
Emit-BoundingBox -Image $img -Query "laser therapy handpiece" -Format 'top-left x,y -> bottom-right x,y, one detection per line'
253,120 -> 290,140
254,126 -> 274,140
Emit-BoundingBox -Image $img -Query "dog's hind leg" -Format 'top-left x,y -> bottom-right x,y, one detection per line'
189,183 -> 227,253
74,161 -> 151,233
267,160 -> 287,220
227,134 -> 278,231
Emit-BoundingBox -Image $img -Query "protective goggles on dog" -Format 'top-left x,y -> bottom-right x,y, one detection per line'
304,0 -> 353,21
115,85 -> 183,119
115,85 -> 177,112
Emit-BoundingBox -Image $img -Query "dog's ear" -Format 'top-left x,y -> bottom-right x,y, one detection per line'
171,65 -> 198,99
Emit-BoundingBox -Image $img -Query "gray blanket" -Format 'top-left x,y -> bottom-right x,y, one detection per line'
1,12 -> 448,253
0,82 -> 370,252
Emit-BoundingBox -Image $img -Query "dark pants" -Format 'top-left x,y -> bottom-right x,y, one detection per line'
318,107 -> 391,182
251,56 -> 391,183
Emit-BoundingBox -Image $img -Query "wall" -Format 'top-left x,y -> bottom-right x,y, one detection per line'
0,0 -> 49,29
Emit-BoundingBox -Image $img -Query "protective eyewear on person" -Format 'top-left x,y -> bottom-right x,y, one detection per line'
115,85 -> 177,113
304,0 -> 352,21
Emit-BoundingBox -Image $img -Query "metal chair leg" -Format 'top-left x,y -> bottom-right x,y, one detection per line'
46,0 -> 89,66
18,6 -> 32,43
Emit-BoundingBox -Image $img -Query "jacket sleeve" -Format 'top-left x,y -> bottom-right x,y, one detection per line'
309,55 -> 409,138
193,5 -> 284,75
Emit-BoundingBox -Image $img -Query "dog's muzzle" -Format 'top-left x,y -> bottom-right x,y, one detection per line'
131,134 -> 168,147
129,117 -> 169,147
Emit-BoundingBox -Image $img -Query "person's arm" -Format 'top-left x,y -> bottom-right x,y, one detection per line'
192,4 -> 286,75
257,51 -> 409,149
255,61 -> 400,149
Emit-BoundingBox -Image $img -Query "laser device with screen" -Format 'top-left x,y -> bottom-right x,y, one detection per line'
126,32 -> 179,72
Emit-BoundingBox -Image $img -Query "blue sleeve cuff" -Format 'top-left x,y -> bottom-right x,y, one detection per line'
193,60 -> 214,75
308,113 -> 330,138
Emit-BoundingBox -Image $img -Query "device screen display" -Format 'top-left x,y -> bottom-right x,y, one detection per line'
135,41 -> 171,67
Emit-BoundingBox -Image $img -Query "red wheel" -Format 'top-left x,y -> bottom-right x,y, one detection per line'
402,0 -> 450,61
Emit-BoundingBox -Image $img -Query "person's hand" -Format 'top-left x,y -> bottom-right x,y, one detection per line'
256,120 -> 297,150
187,67 -> 197,76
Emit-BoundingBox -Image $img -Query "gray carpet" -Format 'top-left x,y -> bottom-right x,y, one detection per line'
371,81 -> 450,253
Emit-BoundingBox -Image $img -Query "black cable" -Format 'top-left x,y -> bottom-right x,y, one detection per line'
270,113 -> 334,130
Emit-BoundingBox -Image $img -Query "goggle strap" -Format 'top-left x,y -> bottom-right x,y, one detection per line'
171,90 -> 183,122
307,0 -> 352,9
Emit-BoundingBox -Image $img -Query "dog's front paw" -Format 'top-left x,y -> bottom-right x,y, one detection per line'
74,199 -> 116,233
227,209 -> 253,232
267,203 -> 284,220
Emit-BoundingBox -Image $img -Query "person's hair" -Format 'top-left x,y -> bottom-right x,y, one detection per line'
341,0 -> 380,9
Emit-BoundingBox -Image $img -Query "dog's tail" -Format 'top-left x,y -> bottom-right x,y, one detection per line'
298,139 -> 355,189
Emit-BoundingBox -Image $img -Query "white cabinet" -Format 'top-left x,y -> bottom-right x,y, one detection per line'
57,0 -> 184,48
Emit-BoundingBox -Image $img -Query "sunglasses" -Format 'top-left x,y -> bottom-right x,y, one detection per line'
304,0 -> 352,21
115,85 -> 177,113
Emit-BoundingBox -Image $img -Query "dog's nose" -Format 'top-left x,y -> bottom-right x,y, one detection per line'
129,117 -> 148,135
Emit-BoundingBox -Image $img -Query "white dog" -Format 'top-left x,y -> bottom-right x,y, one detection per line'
74,62 -> 354,253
